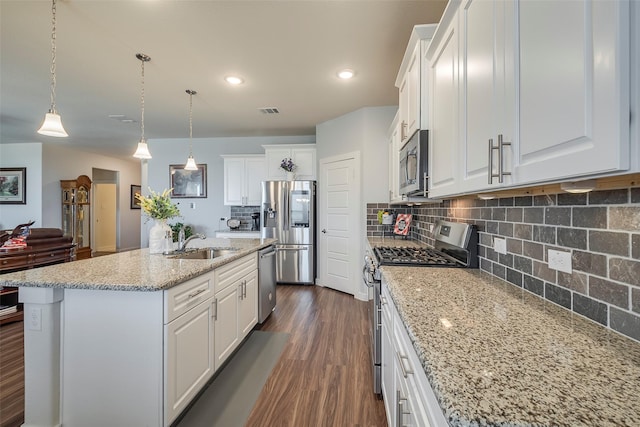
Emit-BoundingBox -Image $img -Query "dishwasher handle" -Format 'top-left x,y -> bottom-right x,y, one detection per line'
260,249 -> 276,259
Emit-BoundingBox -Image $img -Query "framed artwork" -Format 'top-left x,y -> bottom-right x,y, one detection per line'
169,164 -> 207,198
130,185 -> 141,209
0,167 -> 26,205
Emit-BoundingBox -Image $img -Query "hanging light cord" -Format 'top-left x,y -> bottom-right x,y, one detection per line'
140,58 -> 146,141
189,91 -> 193,155
49,0 -> 58,113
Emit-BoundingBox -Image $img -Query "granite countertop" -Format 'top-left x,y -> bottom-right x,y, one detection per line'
368,238 -> 640,427
0,238 -> 276,292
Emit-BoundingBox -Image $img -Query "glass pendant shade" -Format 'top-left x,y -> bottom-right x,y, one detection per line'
37,111 -> 68,137
133,139 -> 152,159
184,155 -> 198,171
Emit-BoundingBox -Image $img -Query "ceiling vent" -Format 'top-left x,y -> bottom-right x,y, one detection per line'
108,114 -> 137,124
258,107 -> 280,114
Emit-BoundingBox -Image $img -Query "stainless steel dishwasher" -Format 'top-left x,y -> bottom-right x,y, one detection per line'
258,245 -> 277,323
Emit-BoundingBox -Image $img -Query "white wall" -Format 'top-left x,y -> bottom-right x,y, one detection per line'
316,106 -> 396,203
41,145 -> 142,251
145,135 -> 315,240
0,143 -> 43,229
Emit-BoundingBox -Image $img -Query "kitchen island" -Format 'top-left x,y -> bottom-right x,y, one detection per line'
369,238 -> 640,426
0,238 -> 276,427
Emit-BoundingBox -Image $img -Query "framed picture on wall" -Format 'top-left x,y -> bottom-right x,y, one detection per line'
130,185 -> 141,209
169,164 -> 207,198
0,167 -> 26,205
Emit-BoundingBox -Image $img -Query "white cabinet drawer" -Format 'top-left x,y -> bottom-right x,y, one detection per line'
214,253 -> 257,294
164,271 -> 215,323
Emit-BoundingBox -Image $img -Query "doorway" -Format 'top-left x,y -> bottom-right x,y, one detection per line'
92,168 -> 119,254
317,152 -> 361,298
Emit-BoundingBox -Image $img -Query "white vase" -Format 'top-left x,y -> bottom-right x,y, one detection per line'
149,219 -> 171,254
286,171 -> 296,181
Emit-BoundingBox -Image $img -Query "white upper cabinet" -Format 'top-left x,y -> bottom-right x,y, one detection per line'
426,7 -> 460,199
222,155 -> 265,206
427,0 -> 631,198
263,144 -> 316,180
396,25 -> 438,147
388,112 -> 403,203
513,0 -> 630,183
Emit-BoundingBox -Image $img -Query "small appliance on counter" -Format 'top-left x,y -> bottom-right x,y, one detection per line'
251,212 -> 260,231
227,218 -> 241,230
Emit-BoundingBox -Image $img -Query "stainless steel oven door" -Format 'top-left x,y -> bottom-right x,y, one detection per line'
362,262 -> 382,395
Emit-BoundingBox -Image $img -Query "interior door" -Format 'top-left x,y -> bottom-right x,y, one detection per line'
318,152 -> 361,297
93,183 -> 117,253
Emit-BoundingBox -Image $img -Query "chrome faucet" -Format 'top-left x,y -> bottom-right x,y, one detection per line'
177,232 -> 206,252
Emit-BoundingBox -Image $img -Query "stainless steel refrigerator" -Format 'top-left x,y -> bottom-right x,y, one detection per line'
261,180 -> 316,284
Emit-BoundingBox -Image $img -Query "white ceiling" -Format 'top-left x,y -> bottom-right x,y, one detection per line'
0,0 -> 446,160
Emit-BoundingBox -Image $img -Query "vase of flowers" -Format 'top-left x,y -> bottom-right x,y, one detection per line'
280,157 -> 296,180
136,188 -> 181,254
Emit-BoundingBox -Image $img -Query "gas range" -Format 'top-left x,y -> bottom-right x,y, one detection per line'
373,220 -> 478,268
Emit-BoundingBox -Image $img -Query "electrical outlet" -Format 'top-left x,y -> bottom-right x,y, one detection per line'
220,217 -> 228,221
29,307 -> 42,331
493,237 -> 507,255
548,249 -> 572,273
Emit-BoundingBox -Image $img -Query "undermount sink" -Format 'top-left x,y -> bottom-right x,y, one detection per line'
167,247 -> 238,260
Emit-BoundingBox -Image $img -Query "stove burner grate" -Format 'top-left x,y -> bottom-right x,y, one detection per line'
374,246 -> 461,267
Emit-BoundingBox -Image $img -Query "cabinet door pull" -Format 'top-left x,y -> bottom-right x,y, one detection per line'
488,138 -> 495,184
396,352 -> 414,378
498,134 -> 512,183
188,288 -> 206,299
243,280 -> 247,298
213,298 -> 218,320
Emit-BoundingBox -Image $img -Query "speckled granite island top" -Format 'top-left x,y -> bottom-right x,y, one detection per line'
0,238 -> 276,291
368,238 -> 640,427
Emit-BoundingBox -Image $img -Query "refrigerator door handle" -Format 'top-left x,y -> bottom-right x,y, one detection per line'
283,182 -> 290,230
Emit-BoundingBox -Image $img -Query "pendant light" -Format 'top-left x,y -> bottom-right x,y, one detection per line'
37,0 -> 68,137
184,89 -> 198,171
133,53 -> 152,159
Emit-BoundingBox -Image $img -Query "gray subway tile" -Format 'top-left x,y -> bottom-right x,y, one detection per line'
533,260 -> 557,283
523,241 -> 544,261
507,268 -> 523,287
499,222 -> 514,237
480,233 -> 493,247
514,196 -> 533,207
533,225 -> 556,244
558,193 -> 587,206
481,208 -> 492,220
480,258 -> 492,273
589,230 -> 629,257
634,235 -> 640,260
546,283 -> 572,309
492,208 -> 506,221
499,197 -> 515,207
557,271 -> 588,294
588,276 -> 629,309
485,247 -> 498,262
513,255 -> 533,275
486,221 -> 499,234
514,224 -> 533,240
506,207 -> 523,222
631,188 -> 640,203
493,263 -> 506,280
609,207 -> 640,232
609,258 -> 640,287
588,189 -> 629,205
572,250 -> 607,277
557,227 -> 588,250
545,207 -> 572,226
523,207 -> 544,224
573,293 -> 608,326
633,288 -> 640,314
534,194 -> 557,206
498,253 -> 514,268
610,308 -> 640,342
572,207 -> 607,229
524,275 -> 544,296
507,238 -> 523,255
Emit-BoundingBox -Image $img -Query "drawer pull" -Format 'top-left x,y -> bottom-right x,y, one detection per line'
396,352 -> 413,378
188,288 -> 206,298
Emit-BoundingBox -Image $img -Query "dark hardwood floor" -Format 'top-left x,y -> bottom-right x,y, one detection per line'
247,285 -> 387,427
0,285 -> 387,427
0,319 -> 24,427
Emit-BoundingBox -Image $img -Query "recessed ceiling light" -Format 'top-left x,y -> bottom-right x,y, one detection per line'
337,69 -> 355,79
225,76 -> 244,85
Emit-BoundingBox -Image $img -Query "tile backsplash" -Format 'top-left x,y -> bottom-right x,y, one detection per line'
229,206 -> 261,231
367,187 -> 640,342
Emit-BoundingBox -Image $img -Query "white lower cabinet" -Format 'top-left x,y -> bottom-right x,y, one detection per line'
164,296 -> 215,424
381,280 -> 448,427
213,253 -> 259,370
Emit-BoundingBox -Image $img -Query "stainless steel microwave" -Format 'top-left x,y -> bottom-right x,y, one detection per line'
399,130 -> 428,196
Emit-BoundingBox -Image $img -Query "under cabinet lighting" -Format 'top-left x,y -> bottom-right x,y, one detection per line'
478,194 -> 496,200
560,179 -> 596,194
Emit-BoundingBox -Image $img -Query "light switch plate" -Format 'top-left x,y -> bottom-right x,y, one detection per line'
29,307 -> 42,331
548,249 -> 572,273
494,237 -> 507,255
